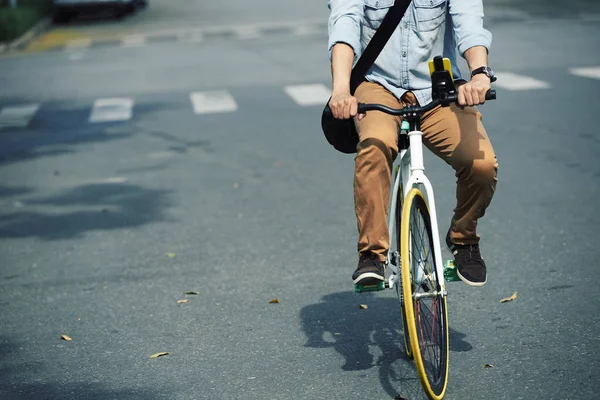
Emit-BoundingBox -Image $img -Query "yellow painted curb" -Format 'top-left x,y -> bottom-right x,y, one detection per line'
25,30 -> 89,52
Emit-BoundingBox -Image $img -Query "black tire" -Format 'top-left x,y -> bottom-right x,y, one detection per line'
393,181 -> 413,359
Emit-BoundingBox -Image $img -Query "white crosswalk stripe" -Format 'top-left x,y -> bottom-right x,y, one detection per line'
0,104 -> 40,129
569,66 -> 600,80
284,84 -> 331,106
190,91 -> 238,115
493,72 -> 551,91
89,98 -> 134,123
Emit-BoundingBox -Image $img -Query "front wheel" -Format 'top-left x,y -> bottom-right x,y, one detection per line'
400,188 -> 449,399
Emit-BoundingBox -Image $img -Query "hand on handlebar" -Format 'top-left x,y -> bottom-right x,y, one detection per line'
328,91 -> 366,121
457,75 -> 492,108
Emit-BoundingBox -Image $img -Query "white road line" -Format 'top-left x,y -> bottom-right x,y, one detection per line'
68,51 -> 86,61
493,72 -> 551,91
0,104 -> 40,129
65,38 -> 92,51
190,91 -> 238,115
579,13 -> 600,22
284,84 -> 331,106
178,31 -> 204,43
293,25 -> 321,36
122,35 -> 146,47
569,66 -> 600,80
89,98 -> 134,123
234,27 -> 260,40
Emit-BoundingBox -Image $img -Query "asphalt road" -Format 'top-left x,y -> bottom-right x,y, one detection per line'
1,1 -> 599,400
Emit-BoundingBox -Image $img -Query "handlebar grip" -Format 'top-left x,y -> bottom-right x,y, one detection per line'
324,104 -> 368,117
486,89 -> 496,100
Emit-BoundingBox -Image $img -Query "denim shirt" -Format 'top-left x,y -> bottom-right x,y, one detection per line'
328,0 -> 492,106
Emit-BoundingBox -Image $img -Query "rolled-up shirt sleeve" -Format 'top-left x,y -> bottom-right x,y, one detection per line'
448,0 -> 492,57
328,0 -> 363,62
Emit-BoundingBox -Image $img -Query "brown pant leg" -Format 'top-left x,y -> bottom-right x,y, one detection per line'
420,103 -> 498,245
353,82 -> 404,262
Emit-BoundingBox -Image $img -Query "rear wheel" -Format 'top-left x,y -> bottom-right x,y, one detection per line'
400,188 -> 449,400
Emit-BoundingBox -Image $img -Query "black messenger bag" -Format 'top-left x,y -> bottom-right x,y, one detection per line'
321,0 -> 412,154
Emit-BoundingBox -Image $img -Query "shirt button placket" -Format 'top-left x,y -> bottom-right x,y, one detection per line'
402,20 -> 409,87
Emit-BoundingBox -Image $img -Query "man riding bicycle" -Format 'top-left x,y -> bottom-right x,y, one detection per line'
327,0 -> 498,287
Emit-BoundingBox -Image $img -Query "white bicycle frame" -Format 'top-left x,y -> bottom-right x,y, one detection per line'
386,128 -> 447,295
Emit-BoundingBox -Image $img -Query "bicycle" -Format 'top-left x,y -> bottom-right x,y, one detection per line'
338,56 -> 496,399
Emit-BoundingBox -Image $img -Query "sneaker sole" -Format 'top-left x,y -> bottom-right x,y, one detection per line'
456,268 -> 487,287
353,272 -> 385,286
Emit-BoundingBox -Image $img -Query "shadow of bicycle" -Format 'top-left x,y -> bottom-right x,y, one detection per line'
300,290 -> 472,399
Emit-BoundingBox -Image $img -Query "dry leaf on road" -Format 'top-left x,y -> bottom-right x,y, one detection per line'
166,253 -> 176,258
177,299 -> 189,304
500,292 -> 518,303
149,352 -> 170,359
184,291 -> 200,295
484,364 -> 495,369
269,298 -> 280,304
359,304 -> 368,310
60,334 -> 72,341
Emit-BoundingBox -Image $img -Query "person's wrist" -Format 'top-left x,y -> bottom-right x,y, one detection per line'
470,66 -> 496,82
471,74 -> 491,84
332,85 -> 351,96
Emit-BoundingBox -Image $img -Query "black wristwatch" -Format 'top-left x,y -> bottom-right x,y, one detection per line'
471,66 -> 497,82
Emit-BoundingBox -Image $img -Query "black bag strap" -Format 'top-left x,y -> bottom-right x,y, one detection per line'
350,0 -> 412,92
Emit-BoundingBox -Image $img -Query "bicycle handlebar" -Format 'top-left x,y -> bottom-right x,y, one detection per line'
325,89 -> 496,119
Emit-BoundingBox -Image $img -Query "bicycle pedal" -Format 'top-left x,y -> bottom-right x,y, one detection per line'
443,260 -> 461,282
354,281 -> 386,293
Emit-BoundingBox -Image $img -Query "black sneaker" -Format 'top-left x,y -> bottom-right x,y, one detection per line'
352,252 -> 385,285
445,232 -> 487,287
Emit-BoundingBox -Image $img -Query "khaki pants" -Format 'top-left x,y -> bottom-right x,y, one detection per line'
353,82 -> 498,262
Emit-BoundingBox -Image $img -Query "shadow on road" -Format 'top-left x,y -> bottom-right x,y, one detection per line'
0,336 -> 163,400
0,123 -> 132,167
0,182 -> 171,240
300,291 -> 472,399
